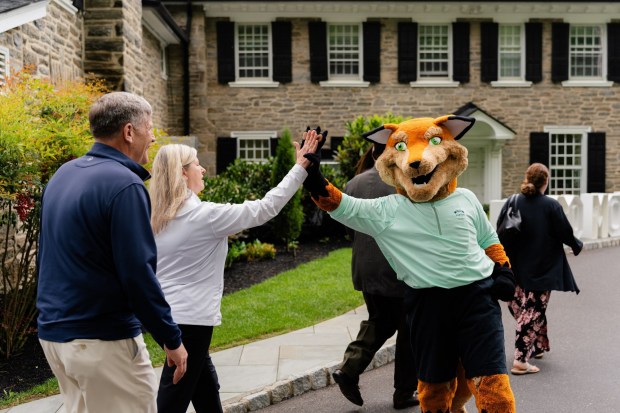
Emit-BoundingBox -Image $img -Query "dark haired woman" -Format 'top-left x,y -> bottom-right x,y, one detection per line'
498,163 -> 583,375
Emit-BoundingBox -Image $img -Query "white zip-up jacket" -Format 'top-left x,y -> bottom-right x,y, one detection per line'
155,164 -> 308,326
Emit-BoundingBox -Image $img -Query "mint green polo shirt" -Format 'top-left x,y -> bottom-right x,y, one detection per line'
330,187 -> 498,289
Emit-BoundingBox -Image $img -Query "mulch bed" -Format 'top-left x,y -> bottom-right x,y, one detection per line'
0,237 -> 350,396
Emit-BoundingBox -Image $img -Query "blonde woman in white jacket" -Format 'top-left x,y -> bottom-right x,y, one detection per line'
148,129 -> 321,413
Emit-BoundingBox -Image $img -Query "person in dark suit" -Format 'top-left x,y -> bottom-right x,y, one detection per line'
332,146 -> 419,409
497,163 -> 583,375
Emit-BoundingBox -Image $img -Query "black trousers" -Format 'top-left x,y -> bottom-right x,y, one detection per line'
341,292 -> 418,393
404,277 -> 507,383
157,324 -> 223,413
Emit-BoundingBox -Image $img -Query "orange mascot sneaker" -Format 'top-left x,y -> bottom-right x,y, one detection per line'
302,117 -> 516,413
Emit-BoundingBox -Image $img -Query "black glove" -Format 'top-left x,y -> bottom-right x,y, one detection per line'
489,262 -> 516,302
302,126 -> 329,200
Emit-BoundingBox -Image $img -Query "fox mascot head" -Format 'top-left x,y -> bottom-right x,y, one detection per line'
362,115 -> 475,203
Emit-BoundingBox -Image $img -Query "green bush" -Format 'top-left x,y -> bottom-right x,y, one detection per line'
201,158 -> 274,204
269,128 -> 303,247
336,113 -> 405,180
225,240 -> 248,268
0,69 -> 105,359
244,240 -> 276,261
225,239 -> 276,268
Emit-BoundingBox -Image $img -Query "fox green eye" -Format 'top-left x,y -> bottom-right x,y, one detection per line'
430,136 -> 442,145
395,142 -> 407,151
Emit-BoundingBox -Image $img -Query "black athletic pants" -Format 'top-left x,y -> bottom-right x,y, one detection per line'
157,324 -> 223,413
341,292 -> 418,393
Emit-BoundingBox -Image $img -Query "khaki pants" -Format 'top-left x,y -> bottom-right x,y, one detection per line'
40,335 -> 157,413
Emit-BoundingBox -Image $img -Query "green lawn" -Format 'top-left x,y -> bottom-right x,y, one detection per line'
1,247 -> 360,409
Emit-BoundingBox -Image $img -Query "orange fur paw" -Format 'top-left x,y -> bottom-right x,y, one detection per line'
314,183 -> 342,212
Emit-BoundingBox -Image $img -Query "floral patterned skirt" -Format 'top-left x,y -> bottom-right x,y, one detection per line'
508,286 -> 551,363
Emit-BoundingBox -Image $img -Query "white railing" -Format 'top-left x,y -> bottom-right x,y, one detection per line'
489,192 -> 620,241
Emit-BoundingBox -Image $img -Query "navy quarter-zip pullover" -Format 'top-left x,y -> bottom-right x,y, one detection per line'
37,142 -> 181,349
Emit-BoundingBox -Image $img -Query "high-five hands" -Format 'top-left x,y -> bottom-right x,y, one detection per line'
295,127 -> 323,169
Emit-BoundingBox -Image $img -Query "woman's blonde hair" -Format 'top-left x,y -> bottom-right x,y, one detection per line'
520,163 -> 549,197
149,144 -> 197,234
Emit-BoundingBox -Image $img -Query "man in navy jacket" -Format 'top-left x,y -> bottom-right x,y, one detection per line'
37,92 -> 187,413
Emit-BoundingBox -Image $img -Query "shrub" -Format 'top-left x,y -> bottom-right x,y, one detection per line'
225,239 -> 276,268
336,113 -> 405,180
269,128 -> 303,247
244,240 -> 276,262
225,240 -> 248,268
201,158 -> 274,204
0,69 -> 106,359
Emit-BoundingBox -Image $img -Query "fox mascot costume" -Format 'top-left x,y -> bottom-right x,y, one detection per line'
303,116 -> 516,413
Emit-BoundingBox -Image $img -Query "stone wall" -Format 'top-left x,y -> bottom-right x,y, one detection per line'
84,0 -> 124,90
141,28 -> 169,129
0,1 -> 83,82
195,17 -> 620,193
121,0 -> 143,94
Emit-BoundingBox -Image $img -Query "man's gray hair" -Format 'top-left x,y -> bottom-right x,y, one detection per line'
89,92 -> 152,139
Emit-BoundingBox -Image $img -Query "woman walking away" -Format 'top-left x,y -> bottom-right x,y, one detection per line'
149,130 -> 321,413
497,163 -> 583,375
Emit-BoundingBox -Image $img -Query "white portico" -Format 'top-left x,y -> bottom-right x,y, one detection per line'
454,103 -> 515,205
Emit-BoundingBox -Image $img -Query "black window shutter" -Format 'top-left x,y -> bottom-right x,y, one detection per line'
551,23 -> 569,83
216,137 -> 237,174
452,22 -> 470,83
525,22 -> 543,83
270,137 -> 279,157
607,23 -> 620,82
309,21 -> 328,83
363,21 -> 381,83
529,132 -> 550,167
587,132 -> 606,192
398,22 -> 417,83
272,21 -> 292,83
217,21 -> 235,84
480,22 -> 498,83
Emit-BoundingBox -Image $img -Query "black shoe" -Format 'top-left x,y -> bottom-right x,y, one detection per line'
393,390 -> 420,409
332,369 -> 363,406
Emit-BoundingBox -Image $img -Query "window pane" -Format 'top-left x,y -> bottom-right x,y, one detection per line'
549,133 -> 583,195
499,25 -> 522,79
237,24 -> 270,79
328,24 -> 360,78
238,138 -> 271,162
418,25 -> 449,78
570,25 -> 602,78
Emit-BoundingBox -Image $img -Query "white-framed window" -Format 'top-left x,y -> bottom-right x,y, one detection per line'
498,24 -> 524,80
418,24 -> 450,79
232,131 -> 276,162
569,25 -> 604,79
327,23 -> 362,80
544,126 -> 590,195
235,23 -> 271,80
0,47 -> 9,85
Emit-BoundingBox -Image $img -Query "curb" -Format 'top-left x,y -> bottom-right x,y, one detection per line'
222,343 -> 396,413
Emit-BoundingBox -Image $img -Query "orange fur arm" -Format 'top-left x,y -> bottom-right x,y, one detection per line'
485,243 -> 511,267
311,182 -> 342,212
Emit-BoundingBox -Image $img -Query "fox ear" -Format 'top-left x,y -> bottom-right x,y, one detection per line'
436,115 -> 475,140
362,124 -> 397,144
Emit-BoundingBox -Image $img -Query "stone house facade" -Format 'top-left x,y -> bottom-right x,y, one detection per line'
2,0 -> 620,204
